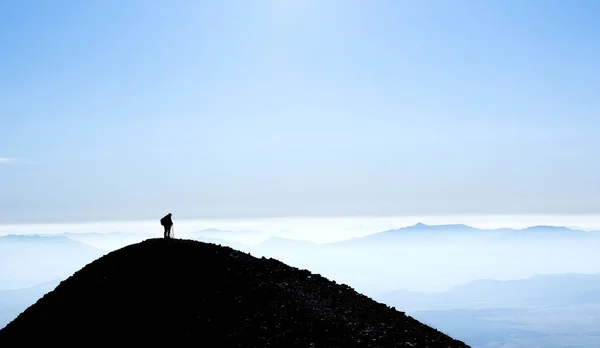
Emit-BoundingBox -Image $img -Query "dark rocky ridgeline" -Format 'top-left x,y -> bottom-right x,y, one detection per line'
0,238 -> 470,347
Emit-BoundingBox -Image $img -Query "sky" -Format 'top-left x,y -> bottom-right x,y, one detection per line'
1,0 -> 600,223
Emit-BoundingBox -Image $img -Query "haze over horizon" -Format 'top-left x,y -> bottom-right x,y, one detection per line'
3,214 -> 600,245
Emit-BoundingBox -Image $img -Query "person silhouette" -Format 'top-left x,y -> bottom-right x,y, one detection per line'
160,213 -> 173,239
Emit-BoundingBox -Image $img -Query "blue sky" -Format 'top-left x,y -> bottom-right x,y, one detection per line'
1,0 -> 600,223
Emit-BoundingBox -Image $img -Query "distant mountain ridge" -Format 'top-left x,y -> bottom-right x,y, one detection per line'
375,272 -> 600,311
0,235 -> 104,289
380,222 -> 590,234
327,223 -> 598,246
0,280 -> 60,328
3,222 -> 593,249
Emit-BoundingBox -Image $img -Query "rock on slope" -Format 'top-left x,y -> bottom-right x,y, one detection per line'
0,238 -> 469,347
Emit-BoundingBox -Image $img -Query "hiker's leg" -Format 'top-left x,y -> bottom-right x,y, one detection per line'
164,226 -> 168,238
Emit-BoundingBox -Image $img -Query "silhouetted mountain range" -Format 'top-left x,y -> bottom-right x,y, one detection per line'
375,272 -> 600,311
8,223 -> 595,255
372,272 -> 600,347
0,235 -> 104,289
327,223 -> 598,246
0,280 -> 60,328
0,238 -> 469,347
60,231 -> 154,251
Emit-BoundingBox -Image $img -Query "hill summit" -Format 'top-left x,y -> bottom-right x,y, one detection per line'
0,238 -> 469,347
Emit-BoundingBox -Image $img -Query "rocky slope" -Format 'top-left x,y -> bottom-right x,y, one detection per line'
0,238 -> 469,347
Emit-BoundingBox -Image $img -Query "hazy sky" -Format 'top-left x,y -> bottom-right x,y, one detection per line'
2,0 -> 600,223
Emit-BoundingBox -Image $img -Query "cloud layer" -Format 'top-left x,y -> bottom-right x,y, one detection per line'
0,157 -> 32,165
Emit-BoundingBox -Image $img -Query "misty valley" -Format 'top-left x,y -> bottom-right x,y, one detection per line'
2,223 -> 600,347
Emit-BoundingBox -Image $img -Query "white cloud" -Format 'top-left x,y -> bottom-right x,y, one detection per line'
0,157 -> 33,165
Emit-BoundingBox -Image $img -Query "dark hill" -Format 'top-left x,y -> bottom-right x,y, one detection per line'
0,238 -> 469,347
